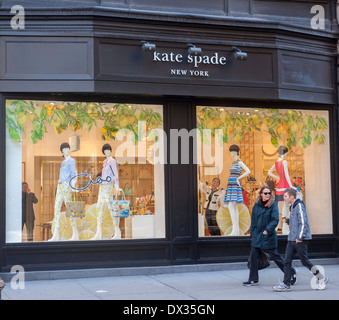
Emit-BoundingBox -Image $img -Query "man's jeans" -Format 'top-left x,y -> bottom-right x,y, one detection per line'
283,240 -> 321,286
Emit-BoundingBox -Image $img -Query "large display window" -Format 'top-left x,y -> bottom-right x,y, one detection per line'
5,100 -> 165,242
197,106 -> 332,237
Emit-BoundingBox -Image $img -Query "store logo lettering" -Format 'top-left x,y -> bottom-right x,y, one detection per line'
70,165 -> 115,191
152,51 -> 227,77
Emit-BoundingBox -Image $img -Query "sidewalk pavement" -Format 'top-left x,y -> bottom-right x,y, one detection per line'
1,258 -> 339,301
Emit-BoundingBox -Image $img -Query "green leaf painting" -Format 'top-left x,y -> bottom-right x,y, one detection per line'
197,107 -> 328,149
6,101 -> 163,144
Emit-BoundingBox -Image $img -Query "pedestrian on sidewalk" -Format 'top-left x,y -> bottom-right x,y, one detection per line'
273,188 -> 328,292
243,186 -> 296,286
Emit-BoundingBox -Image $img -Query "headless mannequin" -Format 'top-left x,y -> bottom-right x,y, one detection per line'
91,148 -> 121,240
223,150 -> 250,236
268,149 -> 293,234
49,146 -> 79,241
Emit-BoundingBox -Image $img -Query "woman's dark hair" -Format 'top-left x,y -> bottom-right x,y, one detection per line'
259,185 -> 272,196
102,143 -> 112,155
278,145 -> 288,156
229,144 -> 240,155
60,142 -> 70,153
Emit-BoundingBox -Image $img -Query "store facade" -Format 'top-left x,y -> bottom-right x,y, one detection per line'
0,0 -> 338,272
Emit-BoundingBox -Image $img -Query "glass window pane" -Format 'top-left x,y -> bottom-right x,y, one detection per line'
6,100 -> 165,242
197,106 -> 332,237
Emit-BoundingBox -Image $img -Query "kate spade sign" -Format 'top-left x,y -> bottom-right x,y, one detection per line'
151,51 -> 228,78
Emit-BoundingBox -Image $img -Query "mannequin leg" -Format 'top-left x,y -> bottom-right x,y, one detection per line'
48,184 -> 64,241
59,185 -> 80,241
91,183 -> 113,240
111,217 -> 121,239
277,201 -> 284,231
69,217 -> 79,241
282,201 -> 290,235
228,202 -> 240,236
91,185 -> 105,240
91,222 -> 102,240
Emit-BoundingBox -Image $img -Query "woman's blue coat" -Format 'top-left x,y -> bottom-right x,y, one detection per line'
250,196 -> 279,249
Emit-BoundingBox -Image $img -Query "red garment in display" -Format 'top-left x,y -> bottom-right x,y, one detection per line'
242,189 -> 249,207
275,160 -> 290,195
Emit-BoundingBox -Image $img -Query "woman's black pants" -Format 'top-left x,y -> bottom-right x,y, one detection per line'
249,246 -> 294,282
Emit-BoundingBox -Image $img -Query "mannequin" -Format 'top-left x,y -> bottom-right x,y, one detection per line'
268,145 -> 293,234
91,144 -> 120,240
223,145 -> 250,236
49,143 -> 78,241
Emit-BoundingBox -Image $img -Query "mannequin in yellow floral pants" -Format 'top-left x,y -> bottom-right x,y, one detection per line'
49,182 -> 79,241
93,182 -> 120,240
91,143 -> 120,240
54,182 -> 72,226
49,143 -> 78,241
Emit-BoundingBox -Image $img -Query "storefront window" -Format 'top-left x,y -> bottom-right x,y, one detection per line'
197,106 -> 332,237
6,100 -> 165,242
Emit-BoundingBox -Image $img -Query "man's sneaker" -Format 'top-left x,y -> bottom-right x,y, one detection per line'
243,280 -> 259,287
273,282 -> 291,292
316,276 -> 329,290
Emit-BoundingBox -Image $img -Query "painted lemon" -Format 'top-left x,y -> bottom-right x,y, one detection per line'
83,204 -> 115,239
51,212 -> 83,240
216,204 -> 251,236
79,229 -> 95,240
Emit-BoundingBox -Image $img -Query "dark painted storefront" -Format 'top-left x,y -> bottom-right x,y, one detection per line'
0,0 -> 338,272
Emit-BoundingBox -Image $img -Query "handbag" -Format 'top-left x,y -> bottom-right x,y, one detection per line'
247,249 -> 270,270
108,189 -> 130,218
66,192 -> 86,218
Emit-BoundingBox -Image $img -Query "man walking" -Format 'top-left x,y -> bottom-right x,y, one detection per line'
273,188 -> 328,291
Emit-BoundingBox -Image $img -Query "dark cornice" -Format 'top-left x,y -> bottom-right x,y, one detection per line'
0,6 -> 337,38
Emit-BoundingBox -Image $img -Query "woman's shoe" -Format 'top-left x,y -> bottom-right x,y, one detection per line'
243,280 -> 259,286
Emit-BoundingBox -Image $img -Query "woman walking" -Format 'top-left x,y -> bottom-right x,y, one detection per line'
243,186 -> 296,286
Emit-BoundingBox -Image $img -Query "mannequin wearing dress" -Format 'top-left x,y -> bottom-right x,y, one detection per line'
91,144 -> 120,240
223,145 -> 250,236
49,143 -> 78,241
268,145 -> 293,234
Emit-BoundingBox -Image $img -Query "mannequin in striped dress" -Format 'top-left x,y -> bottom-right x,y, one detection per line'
223,145 -> 251,236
